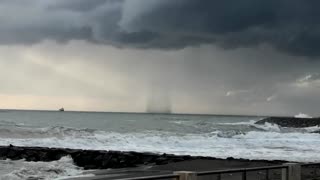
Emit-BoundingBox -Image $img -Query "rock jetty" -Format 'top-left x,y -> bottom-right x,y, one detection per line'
0,145 -> 285,170
255,117 -> 320,128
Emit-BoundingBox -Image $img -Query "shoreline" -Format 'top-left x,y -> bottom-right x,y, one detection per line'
1,145 -> 320,179
0,145 -> 287,170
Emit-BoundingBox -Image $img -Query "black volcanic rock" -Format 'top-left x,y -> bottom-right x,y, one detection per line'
255,117 -> 320,128
0,145 -> 191,169
0,145 -> 287,170
311,130 -> 320,133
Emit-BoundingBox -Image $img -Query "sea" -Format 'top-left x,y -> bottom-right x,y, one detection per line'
0,110 -> 320,179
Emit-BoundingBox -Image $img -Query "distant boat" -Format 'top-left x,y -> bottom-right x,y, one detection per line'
59,108 -> 64,112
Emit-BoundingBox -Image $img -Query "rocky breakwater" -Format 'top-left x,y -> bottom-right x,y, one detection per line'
0,145 -> 194,169
255,117 -> 320,128
0,145 -> 286,170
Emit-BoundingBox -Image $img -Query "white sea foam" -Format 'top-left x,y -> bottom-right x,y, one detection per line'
294,113 -> 313,118
217,120 -> 257,126
215,130 -> 245,138
0,126 -> 96,139
170,120 -> 190,125
303,125 -> 320,132
250,122 -> 281,132
251,122 -> 320,133
0,120 -> 18,126
0,156 -> 93,180
1,128 -> 320,162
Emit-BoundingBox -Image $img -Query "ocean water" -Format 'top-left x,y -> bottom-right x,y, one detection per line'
0,110 -> 320,179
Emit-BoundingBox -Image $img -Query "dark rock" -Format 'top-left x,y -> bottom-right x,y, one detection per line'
46,150 -> 64,161
255,117 -> 320,128
73,153 -> 93,167
37,151 -> 48,161
83,165 -> 97,170
182,155 -> 192,160
101,154 -> 113,168
311,130 -> 320,133
0,145 -> 288,170
25,150 -> 39,161
155,157 -> 169,165
7,149 -> 22,160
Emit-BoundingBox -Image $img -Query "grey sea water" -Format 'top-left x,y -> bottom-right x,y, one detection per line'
0,110 -> 320,179
0,110 -> 255,133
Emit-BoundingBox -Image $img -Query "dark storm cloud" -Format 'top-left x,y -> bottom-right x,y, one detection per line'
120,0 -> 320,56
1,0 -> 320,57
47,0 -> 114,12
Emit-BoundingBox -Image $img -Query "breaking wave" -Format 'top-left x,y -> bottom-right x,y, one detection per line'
1,117 -> 320,163
0,126 -> 97,139
250,122 -> 281,132
1,125 -> 320,162
295,113 -> 312,118
216,120 -> 257,126
0,156 -> 93,180
3,112 -> 320,179
0,120 -> 24,127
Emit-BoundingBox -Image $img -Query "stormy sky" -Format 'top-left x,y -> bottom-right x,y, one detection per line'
1,0 -> 320,116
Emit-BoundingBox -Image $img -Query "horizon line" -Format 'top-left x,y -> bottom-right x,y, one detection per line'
0,108 -> 291,117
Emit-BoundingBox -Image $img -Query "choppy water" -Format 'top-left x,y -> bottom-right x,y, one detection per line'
0,110 -> 320,179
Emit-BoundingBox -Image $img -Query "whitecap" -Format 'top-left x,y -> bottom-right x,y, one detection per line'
294,113 -> 312,118
250,122 -> 281,132
1,129 -> 320,162
0,156 -> 94,180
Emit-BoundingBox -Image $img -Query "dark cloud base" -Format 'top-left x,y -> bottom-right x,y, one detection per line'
0,0 -> 320,57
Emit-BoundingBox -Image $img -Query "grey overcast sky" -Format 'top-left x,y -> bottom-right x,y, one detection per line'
1,0 -> 320,116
